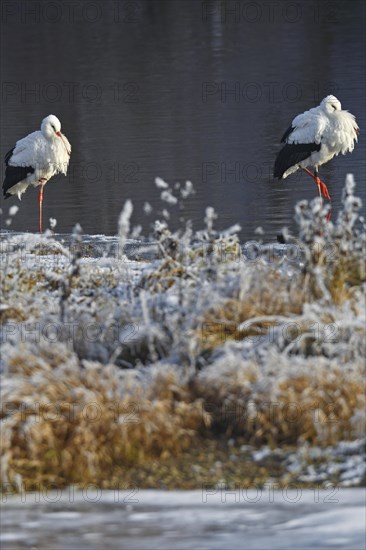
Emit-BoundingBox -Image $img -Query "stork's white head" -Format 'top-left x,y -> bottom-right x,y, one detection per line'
41,115 -> 62,139
321,95 -> 342,114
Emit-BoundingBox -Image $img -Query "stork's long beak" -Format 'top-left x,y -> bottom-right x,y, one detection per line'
56,131 -> 71,156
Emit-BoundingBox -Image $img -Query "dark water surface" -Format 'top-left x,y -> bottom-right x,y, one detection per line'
1,0 -> 365,240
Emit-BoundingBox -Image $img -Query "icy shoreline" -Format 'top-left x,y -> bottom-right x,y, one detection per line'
1,489 -> 365,550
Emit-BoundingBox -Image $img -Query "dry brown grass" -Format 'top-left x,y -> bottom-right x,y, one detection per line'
1,345 -> 208,491
0,306 -> 27,325
193,356 -> 366,446
275,369 -> 365,444
140,258 -> 190,292
327,253 -> 366,304
198,271 -> 305,350
1,344 -> 364,491
2,266 -> 45,295
303,238 -> 366,304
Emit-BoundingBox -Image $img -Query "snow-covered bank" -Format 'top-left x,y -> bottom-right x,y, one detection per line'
1,489 -> 365,550
0,176 -> 365,491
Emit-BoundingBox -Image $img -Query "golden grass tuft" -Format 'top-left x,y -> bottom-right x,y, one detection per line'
304,239 -> 366,304
198,271 -> 305,350
327,253 -> 366,304
140,257 -> 191,292
275,369 -> 365,444
1,345 -> 364,490
0,306 -> 27,325
31,243 -> 67,256
1,345 -> 207,491
193,356 -> 366,446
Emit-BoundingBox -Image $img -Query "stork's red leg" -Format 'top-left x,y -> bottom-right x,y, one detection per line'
315,171 -> 332,221
315,176 -> 322,200
302,168 -> 331,201
39,186 -> 43,234
302,168 -> 322,201
302,168 -> 332,221
323,181 -> 331,201
38,179 -> 47,234
314,167 -> 331,201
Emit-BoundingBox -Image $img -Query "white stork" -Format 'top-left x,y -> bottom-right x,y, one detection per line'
274,95 -> 359,202
3,115 -> 71,233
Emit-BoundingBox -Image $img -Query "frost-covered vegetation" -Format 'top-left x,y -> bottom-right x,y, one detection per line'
0,175 -> 365,491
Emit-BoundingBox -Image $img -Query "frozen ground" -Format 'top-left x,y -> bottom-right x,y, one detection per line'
0,177 -> 365,498
1,489 -> 365,550
0,231 -> 159,261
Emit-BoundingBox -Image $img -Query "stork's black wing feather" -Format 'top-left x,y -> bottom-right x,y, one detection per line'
3,148 -> 35,198
273,143 -> 321,179
280,125 -> 294,143
3,166 -> 35,198
4,148 -> 15,165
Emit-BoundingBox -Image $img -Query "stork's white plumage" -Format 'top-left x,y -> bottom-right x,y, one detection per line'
274,95 -> 359,201
3,115 -> 71,232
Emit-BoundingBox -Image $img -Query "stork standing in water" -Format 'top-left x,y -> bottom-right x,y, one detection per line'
2,115 -> 71,233
274,95 -> 359,203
